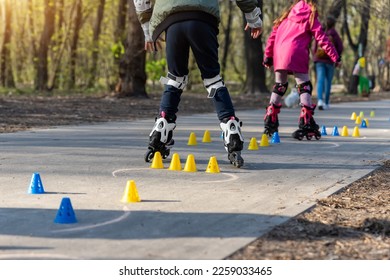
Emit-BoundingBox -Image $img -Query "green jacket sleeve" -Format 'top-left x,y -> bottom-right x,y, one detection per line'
134,0 -> 154,24
235,0 -> 258,13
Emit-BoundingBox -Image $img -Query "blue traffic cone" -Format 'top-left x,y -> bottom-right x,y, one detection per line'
320,125 -> 327,136
271,132 -> 281,144
28,173 -> 45,194
360,119 -> 367,128
54,197 -> 77,224
332,126 -> 339,136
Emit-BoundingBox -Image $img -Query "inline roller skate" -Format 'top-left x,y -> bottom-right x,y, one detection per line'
292,105 -> 321,140
220,116 -> 244,168
144,112 -> 176,162
264,103 -> 282,137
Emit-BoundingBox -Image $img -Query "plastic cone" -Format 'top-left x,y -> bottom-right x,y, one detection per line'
260,134 -> 269,147
320,125 -> 327,136
271,132 -> 281,144
150,151 -> 164,169
355,116 -> 362,125
359,111 -> 365,119
187,132 -> 197,146
168,153 -> 182,171
28,173 -> 45,194
54,197 -> 77,224
352,126 -> 360,137
332,126 -> 339,136
350,112 -> 357,120
183,154 -> 197,172
341,126 -> 349,137
121,180 -> 141,203
364,118 -> 370,127
202,130 -> 212,143
248,137 -> 259,150
360,119 -> 367,128
370,110 -> 375,118
205,156 -> 220,173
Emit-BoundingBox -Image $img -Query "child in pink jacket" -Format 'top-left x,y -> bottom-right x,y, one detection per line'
263,0 -> 340,140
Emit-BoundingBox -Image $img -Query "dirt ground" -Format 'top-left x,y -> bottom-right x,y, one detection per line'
1,90 -> 389,259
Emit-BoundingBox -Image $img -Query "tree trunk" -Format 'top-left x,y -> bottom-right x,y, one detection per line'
68,0 -> 83,89
35,0 -> 55,91
243,0 -> 268,95
343,0 -> 371,94
1,0 -> 15,87
112,0 -> 128,91
48,0 -> 66,90
221,0 -> 233,77
116,0 -> 147,98
114,0 -> 128,43
27,0 -> 39,86
88,0 -> 106,87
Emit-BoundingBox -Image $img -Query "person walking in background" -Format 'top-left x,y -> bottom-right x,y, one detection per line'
312,15 -> 343,110
133,0 -> 263,167
262,0 -> 341,141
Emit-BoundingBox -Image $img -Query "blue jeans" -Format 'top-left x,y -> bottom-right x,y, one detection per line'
160,20 -> 235,121
315,62 -> 335,105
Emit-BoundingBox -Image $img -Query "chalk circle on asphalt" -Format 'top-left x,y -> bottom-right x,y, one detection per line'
112,168 -> 239,184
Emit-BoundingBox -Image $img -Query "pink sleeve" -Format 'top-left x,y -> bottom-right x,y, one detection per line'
311,17 -> 339,62
264,26 -> 278,58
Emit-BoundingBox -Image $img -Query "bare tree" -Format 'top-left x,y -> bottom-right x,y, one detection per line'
243,0 -> 267,95
114,0 -> 128,44
221,0 -> 234,77
35,0 -> 56,91
68,0 -> 83,89
88,0 -> 106,87
1,0 -> 15,87
115,0 -> 147,98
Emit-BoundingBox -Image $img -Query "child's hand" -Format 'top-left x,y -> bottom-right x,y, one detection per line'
244,24 -> 262,39
335,56 -> 342,68
263,57 -> 273,68
144,37 -> 164,52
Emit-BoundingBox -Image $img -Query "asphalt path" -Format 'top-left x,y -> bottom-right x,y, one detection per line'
0,100 -> 389,259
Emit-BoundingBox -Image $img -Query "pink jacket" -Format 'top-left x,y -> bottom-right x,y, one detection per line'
264,1 -> 339,73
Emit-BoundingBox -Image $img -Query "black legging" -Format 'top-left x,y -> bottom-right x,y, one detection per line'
160,20 -> 235,121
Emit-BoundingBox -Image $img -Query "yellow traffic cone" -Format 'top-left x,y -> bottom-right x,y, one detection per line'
205,156 -> 220,173
187,132 -> 197,146
355,116 -> 362,125
350,112 -> 357,120
150,151 -> 164,169
260,134 -> 269,147
248,137 -> 259,150
364,118 -> 370,127
202,130 -> 212,143
183,154 -> 197,172
352,126 -> 360,137
121,180 -> 141,203
341,126 -> 349,137
168,153 -> 182,171
370,110 -> 375,118
359,111 -> 365,119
